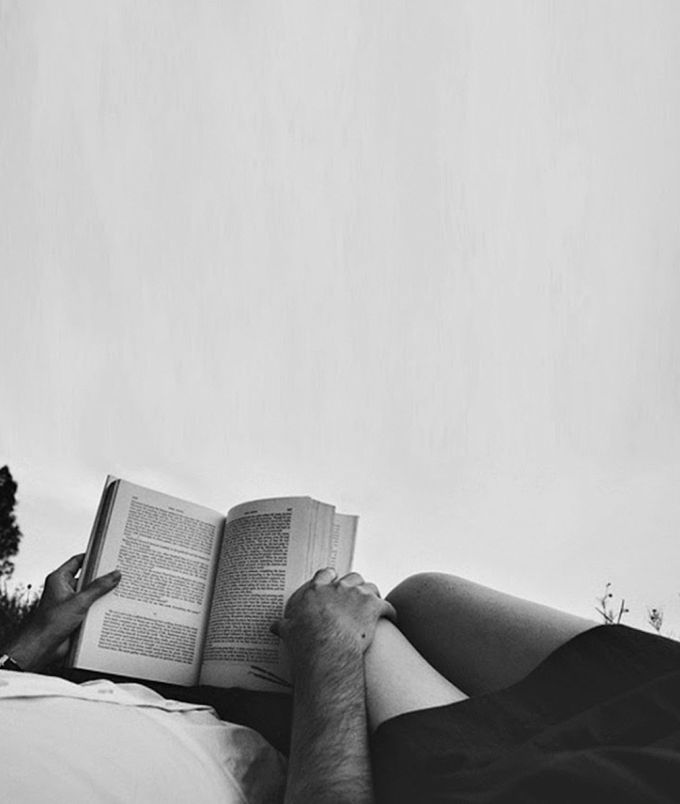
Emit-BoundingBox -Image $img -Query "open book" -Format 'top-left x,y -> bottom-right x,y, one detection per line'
68,477 -> 357,691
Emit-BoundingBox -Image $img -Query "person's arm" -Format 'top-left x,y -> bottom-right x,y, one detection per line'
2,553 -> 121,672
272,568 -> 395,804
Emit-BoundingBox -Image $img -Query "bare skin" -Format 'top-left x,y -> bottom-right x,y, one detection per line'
364,573 -> 597,731
3,553 -> 121,671
365,618 -> 468,731
274,568 -> 599,801
272,568 -> 396,804
385,572 -> 597,696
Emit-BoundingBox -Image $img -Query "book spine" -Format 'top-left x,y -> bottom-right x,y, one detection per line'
67,477 -> 119,667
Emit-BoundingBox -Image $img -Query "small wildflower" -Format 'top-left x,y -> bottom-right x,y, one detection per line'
596,583 -> 628,625
648,607 -> 664,633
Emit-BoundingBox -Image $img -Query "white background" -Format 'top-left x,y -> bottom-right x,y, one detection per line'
2,1 -> 679,633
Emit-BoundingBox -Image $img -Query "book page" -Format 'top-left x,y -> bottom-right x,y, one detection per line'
72,480 -> 224,686
199,497 -> 356,691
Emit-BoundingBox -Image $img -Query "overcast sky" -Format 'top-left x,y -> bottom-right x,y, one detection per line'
2,1 -> 680,634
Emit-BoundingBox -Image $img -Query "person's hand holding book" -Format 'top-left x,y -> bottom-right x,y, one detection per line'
3,554 -> 121,672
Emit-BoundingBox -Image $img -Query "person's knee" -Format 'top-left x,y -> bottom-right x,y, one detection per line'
386,572 -> 463,614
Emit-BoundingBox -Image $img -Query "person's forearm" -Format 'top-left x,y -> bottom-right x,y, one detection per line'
286,640 -> 373,804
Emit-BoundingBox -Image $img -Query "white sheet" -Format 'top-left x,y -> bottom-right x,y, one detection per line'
0,672 -> 286,803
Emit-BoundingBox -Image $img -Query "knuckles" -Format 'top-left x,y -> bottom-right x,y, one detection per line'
284,573 -> 384,624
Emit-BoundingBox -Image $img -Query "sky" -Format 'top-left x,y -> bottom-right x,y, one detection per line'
2,1 -> 680,635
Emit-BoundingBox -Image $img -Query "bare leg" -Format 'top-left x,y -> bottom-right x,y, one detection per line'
364,619 -> 468,732
386,572 -> 599,696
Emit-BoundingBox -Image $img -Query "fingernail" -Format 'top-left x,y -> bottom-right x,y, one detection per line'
111,570 -> 122,582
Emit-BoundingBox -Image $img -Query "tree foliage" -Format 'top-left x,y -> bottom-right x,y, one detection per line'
0,466 -> 23,578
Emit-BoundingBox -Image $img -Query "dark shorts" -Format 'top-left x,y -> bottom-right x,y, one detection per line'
371,625 -> 680,803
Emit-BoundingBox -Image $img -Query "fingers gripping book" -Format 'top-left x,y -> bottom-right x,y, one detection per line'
68,477 -> 357,691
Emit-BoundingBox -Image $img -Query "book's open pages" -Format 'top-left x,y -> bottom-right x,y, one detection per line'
199,497 -> 356,690
73,478 -> 224,685
70,477 -> 357,690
